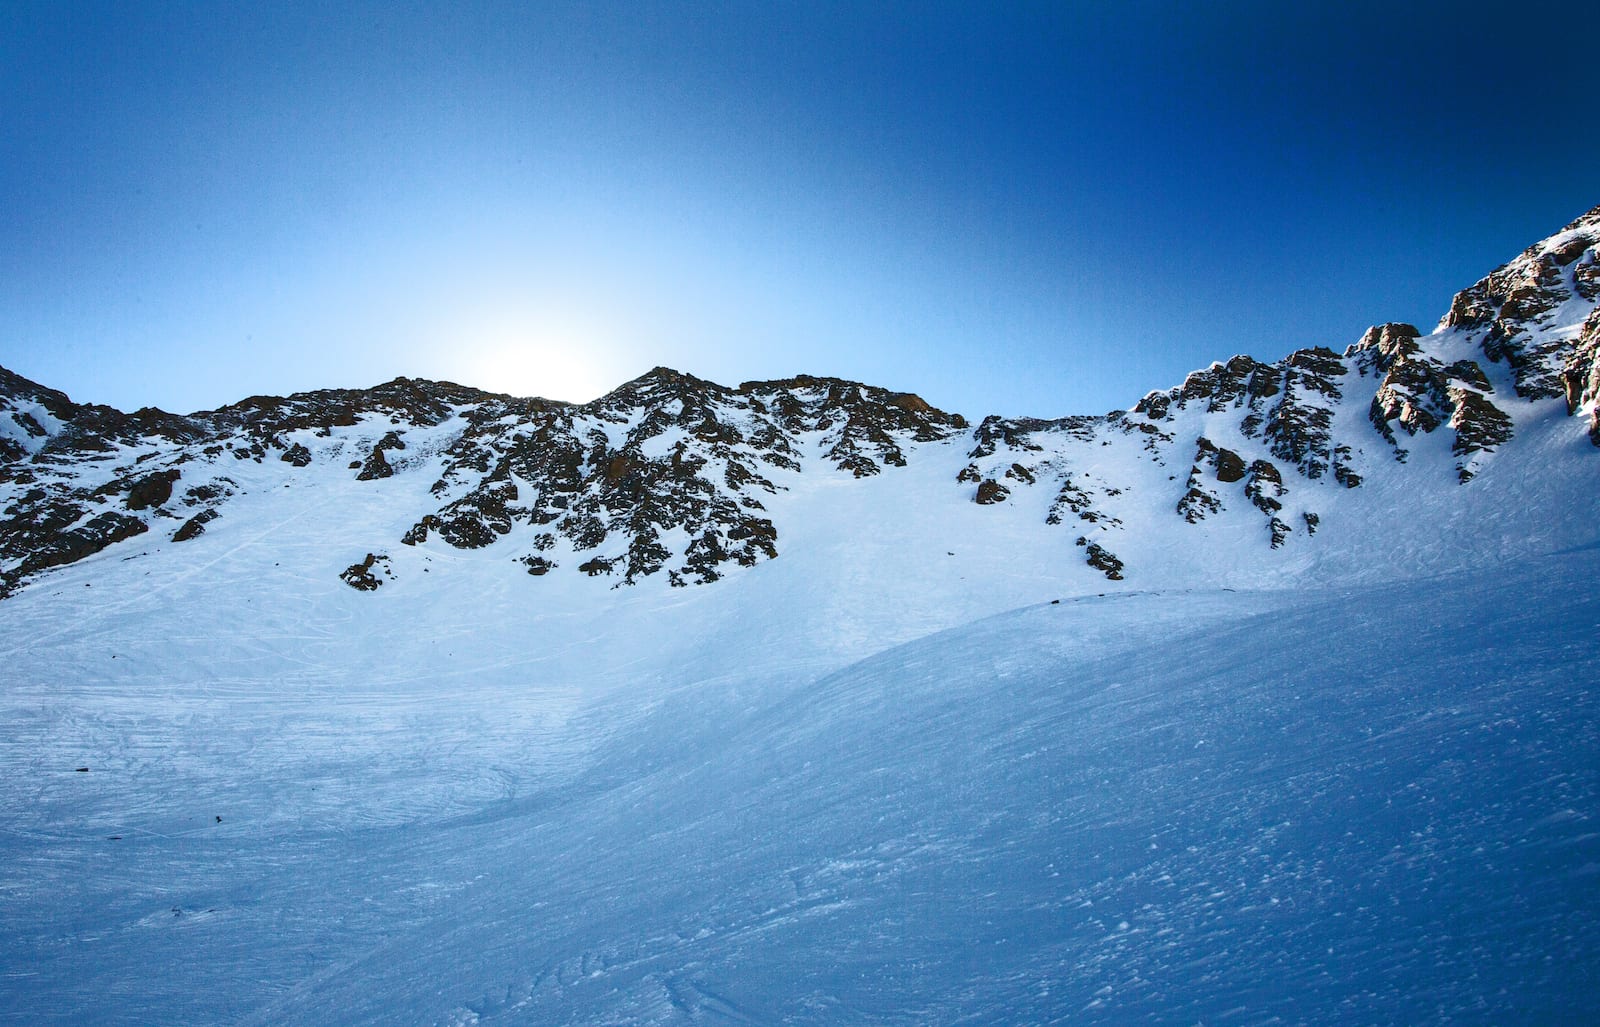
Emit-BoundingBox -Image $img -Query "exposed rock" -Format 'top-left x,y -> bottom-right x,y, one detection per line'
1214,448 -> 1246,483
1349,323 -> 1422,370
126,469 -> 181,511
1444,212 -> 1600,399
1264,348 -> 1347,480
1354,321 -> 1515,478
1562,307 -> 1600,445
1244,459 -> 1286,515
11,410 -> 47,439
9,511 -> 148,585
281,443 -> 312,467
1046,474 -> 1121,529
1449,389 -> 1515,480
340,553 -> 390,591
171,509 -> 218,542
1075,536 -> 1124,580
356,431 -> 407,481
969,415 -> 1048,458
356,447 -> 393,480
184,481 -> 233,505
975,479 -> 1009,505
1177,439 -> 1225,523
578,555 -> 617,577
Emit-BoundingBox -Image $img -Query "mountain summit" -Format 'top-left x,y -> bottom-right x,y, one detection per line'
4,205 -> 1600,600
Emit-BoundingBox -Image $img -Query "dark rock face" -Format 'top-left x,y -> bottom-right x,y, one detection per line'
1563,306 -> 1600,445
1214,448 -> 1247,484
1350,321 -> 1514,479
1046,474 -> 1122,529
1177,439 -> 1226,523
356,446 -> 393,481
1263,348 -> 1349,481
1075,536 -> 1124,580
1137,346 -> 1357,486
172,508 -> 218,542
356,432 -> 407,481
1445,206 -> 1600,401
969,415 -> 1049,459
1,510 -> 148,595
395,368 -> 958,588
1244,459 -> 1284,515
340,553 -> 390,591
126,470 -> 181,511
0,366 -> 532,596
975,479 -> 1009,505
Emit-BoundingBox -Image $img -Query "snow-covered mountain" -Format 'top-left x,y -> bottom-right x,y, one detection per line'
2,207 -> 1598,1024
5,207 -> 1600,602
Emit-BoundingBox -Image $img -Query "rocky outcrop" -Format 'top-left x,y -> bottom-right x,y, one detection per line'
1350,322 -> 1514,480
1076,536 -> 1124,580
356,431 -> 407,481
126,469 -> 181,511
1262,347 -> 1353,484
1135,346 -> 1358,487
171,508 -> 218,542
0,510 -> 148,596
1445,206 -> 1600,401
1562,306 -> 1600,445
392,368 -> 955,587
1177,439 -> 1227,523
975,479 -> 1009,505
340,553 -> 391,591
1046,474 -> 1122,529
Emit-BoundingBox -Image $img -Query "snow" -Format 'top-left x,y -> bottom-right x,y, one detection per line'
3,216 -> 1600,1021
2,459 -> 1598,1022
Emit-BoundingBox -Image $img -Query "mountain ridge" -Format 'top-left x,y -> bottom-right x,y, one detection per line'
4,203 -> 1599,599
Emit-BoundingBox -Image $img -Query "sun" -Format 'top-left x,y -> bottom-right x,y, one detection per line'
443,306 -> 628,403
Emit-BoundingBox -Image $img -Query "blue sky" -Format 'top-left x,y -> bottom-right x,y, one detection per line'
2,1 -> 1597,418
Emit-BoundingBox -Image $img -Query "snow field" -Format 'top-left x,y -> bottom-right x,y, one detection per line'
2,532 -> 1596,1023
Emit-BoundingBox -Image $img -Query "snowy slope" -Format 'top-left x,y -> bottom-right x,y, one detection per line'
1,547 -> 1596,1023
2,206 -> 1600,1023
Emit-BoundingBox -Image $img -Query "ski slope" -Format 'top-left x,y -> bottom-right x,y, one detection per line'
2,527 -> 1596,1023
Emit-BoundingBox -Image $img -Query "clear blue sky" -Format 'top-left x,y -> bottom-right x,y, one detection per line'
2,1 -> 1597,418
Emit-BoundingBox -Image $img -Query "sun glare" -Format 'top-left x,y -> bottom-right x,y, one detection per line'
444,307 -> 627,404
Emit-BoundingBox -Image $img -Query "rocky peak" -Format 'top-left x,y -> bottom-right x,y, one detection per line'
4,202 -> 1600,600
204,377 -> 526,440
1444,204 -> 1600,400
0,366 -> 78,419
1,367 -> 79,465
1347,322 -> 1422,370
395,371 -> 966,588
591,366 -> 733,419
